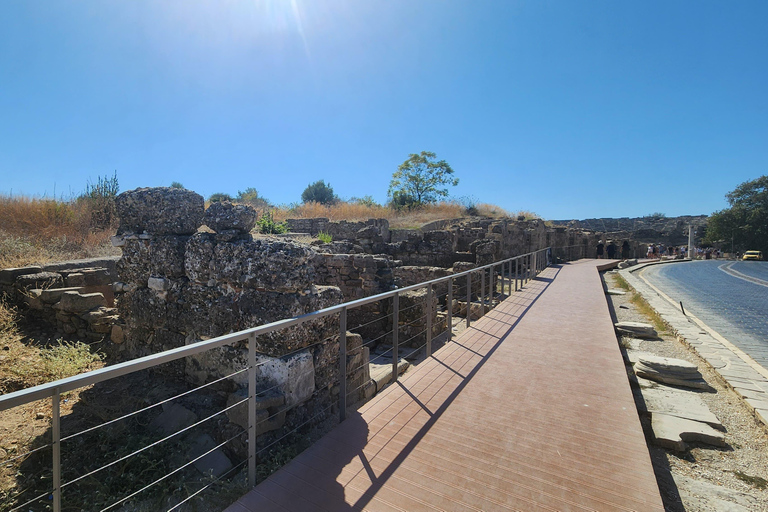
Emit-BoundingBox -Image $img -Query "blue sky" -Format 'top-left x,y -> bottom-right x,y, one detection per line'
1,1 -> 766,219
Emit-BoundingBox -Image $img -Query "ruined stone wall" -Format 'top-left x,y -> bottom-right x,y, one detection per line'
0,258 -> 120,340
111,189 -> 355,449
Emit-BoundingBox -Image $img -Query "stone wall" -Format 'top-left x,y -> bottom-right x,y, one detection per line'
110,188 -> 362,452
0,257 -> 120,341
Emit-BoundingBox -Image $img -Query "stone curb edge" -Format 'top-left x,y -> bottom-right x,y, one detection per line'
618,262 -> 768,429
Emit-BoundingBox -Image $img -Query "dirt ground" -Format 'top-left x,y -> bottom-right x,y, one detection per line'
604,271 -> 768,512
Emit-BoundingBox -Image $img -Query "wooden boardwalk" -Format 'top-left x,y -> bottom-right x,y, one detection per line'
226,260 -> 664,511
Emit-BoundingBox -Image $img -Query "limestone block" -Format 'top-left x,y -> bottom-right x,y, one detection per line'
116,187 -> 204,235
637,385 -> 722,428
15,272 -> 63,291
58,292 -> 107,314
203,201 -> 257,233
150,403 -> 198,436
651,412 -> 726,451
0,266 -> 43,285
187,434 -> 234,478
615,321 -> 658,339
110,324 -> 125,344
40,287 -> 85,303
64,268 -> 112,287
255,351 -> 315,407
148,277 -> 171,291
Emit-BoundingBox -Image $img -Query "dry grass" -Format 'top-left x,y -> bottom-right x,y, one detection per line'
629,291 -> 670,335
268,200 -> 513,229
0,195 -> 118,268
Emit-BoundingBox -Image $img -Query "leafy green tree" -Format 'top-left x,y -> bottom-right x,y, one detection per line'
388,151 -> 458,207
236,187 -> 271,208
705,176 -> 768,254
301,180 -> 338,205
170,181 -> 185,189
209,192 -> 233,203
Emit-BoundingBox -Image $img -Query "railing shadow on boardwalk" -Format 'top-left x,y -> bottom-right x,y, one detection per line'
305,265 -> 561,512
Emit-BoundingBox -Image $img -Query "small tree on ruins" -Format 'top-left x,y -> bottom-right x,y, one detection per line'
388,151 -> 458,208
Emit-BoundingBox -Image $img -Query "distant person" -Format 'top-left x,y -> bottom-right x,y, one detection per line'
647,245 -> 653,259
606,242 -> 616,259
621,241 -> 630,259
596,242 -> 604,259
652,245 -> 658,259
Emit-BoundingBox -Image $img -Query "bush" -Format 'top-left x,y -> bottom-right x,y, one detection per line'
236,187 -> 271,208
209,192 -> 234,203
317,232 -> 332,243
301,180 -> 338,205
257,211 -> 288,234
170,181 -> 185,189
77,172 -> 119,230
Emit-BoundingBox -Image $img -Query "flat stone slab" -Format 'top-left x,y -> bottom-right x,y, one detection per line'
673,474 -> 762,512
615,321 -> 658,339
651,412 -> 726,451
638,385 -> 722,429
606,289 -> 627,295
633,354 -> 711,390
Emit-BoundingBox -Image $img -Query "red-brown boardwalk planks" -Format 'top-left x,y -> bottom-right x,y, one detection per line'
227,260 -> 664,512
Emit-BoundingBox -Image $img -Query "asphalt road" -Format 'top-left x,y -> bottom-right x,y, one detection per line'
642,259 -> 768,370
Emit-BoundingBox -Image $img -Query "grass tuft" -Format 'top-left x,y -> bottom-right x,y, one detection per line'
629,292 -> 669,335
733,471 -> 768,490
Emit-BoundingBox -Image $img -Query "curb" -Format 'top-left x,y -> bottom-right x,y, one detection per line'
618,262 -> 768,429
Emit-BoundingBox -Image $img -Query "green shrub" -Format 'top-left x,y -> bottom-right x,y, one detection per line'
257,211 -> 288,234
317,232 -> 332,243
78,172 -> 119,230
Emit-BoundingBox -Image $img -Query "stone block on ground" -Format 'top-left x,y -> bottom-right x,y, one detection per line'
39,287 -> 85,304
14,272 -> 63,291
651,412 -> 726,451
633,354 -> 710,390
116,187 -> 205,235
64,268 -> 113,287
615,321 -> 658,339
187,434 -> 234,478
57,291 -> 107,314
254,351 -> 315,407
0,266 -> 43,285
637,385 -> 722,428
150,403 -> 198,436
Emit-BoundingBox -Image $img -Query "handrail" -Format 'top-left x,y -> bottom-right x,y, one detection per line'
0,247 -> 553,410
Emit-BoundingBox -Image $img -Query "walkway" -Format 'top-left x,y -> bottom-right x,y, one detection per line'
226,260 -> 664,512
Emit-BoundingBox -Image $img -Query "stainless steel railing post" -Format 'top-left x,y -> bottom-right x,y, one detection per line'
480,269 -> 485,316
248,332 -> 257,488
392,293 -> 399,383
466,273 -> 471,328
339,308 -> 347,422
426,284 -> 433,358
447,277 -> 453,343
53,387 -> 61,512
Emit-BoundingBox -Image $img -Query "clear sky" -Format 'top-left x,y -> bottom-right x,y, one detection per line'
1,1 -> 766,219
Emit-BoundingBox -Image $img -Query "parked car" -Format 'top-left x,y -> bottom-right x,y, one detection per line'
742,250 -> 763,261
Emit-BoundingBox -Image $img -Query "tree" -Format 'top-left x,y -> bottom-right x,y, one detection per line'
704,176 -> 768,254
236,187 -> 271,208
301,180 -> 338,205
388,151 -> 458,207
170,181 -> 185,189
209,192 -> 233,203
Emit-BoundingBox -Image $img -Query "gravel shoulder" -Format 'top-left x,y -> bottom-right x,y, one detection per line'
604,271 -> 768,512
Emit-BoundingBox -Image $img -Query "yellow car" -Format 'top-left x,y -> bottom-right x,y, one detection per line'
742,250 -> 763,261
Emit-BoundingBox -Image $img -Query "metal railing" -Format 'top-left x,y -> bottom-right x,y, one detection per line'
0,246 -> 572,511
